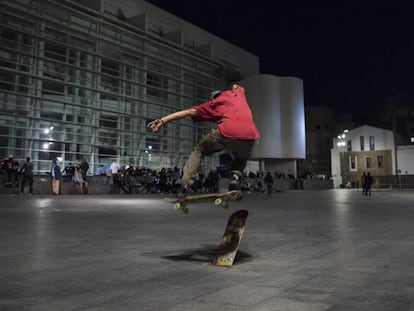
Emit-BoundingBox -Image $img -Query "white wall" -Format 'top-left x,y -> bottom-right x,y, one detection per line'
397,145 -> 414,175
346,125 -> 394,151
330,142 -> 342,188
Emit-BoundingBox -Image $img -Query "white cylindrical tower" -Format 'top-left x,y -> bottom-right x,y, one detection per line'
240,74 -> 305,160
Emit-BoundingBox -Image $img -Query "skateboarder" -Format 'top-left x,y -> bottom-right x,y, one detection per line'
148,84 -> 260,194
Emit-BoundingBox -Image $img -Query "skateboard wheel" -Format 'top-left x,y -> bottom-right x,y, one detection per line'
182,207 -> 189,214
173,202 -> 182,210
214,197 -> 223,206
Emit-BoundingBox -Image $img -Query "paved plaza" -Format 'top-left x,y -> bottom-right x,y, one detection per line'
1,189 -> 414,310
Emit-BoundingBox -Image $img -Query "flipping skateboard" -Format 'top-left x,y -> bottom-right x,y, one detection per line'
165,190 -> 241,214
2,181 -> 20,193
2,181 -> 19,187
213,209 -> 248,267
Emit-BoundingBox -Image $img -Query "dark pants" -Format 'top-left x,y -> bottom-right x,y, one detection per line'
20,175 -> 33,193
266,183 -> 273,195
180,129 -> 255,187
7,170 -> 18,183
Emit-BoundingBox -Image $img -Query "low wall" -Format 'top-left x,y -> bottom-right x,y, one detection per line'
1,175 -> 333,195
0,175 -> 113,195
375,175 -> 414,189
340,175 -> 414,189
219,177 -> 333,192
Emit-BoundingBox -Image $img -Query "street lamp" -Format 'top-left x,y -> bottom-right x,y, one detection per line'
336,130 -> 348,147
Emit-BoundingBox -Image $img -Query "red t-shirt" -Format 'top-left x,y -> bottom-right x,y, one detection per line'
191,88 -> 260,140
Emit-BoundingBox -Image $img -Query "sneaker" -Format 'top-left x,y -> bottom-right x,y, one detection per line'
176,185 -> 190,199
19,192 -> 23,195
176,177 -> 195,197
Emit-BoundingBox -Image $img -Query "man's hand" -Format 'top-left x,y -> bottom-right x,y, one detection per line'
147,118 -> 165,133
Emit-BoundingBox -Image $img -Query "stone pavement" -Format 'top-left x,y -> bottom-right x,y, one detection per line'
1,190 -> 414,310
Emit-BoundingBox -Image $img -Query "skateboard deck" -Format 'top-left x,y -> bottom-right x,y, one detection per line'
2,181 -> 19,187
2,181 -> 20,191
213,209 -> 248,267
165,190 -> 241,214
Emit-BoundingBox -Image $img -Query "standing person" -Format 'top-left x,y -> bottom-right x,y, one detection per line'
158,167 -> 169,193
365,172 -> 373,196
104,163 -> 112,184
148,84 -> 260,195
80,159 -> 89,181
361,172 -> 367,195
96,164 -> 105,176
110,160 -> 119,187
61,163 -> 75,182
264,171 -> 274,195
50,159 -> 62,195
73,166 -> 89,194
171,166 -> 181,194
19,157 -> 34,195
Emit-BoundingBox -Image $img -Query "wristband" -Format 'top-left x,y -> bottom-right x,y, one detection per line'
159,118 -> 165,125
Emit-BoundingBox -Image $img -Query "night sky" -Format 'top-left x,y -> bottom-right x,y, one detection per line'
146,1 -> 413,124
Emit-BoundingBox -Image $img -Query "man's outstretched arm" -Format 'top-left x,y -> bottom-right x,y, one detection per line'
147,108 -> 199,133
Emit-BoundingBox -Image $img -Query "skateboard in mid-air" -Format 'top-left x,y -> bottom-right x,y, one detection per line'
165,190 -> 242,214
213,209 -> 248,267
1,181 -> 20,192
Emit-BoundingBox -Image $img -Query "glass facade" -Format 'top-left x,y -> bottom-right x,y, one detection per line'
0,0 -> 226,173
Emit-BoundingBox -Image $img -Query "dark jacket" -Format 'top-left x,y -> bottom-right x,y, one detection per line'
20,161 -> 33,177
51,165 -> 62,180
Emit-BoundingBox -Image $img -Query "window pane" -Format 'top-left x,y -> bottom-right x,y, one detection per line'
349,155 -> 357,171
378,156 -> 383,168
366,157 -> 371,169
360,136 -> 364,151
369,136 -> 375,150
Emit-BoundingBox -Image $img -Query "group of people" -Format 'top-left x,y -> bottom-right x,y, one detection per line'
0,158 -> 89,195
1,156 -> 34,195
2,156 -> 294,196
117,166 -> 220,195
54,160 -> 89,195
1,155 -> 20,185
103,162 -> 287,196
4,83 -> 262,196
